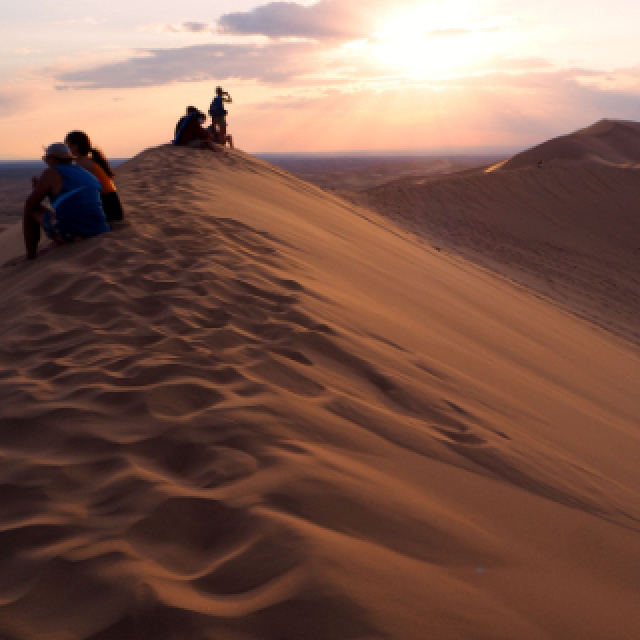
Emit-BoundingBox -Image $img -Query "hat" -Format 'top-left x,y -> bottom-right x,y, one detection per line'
44,143 -> 73,159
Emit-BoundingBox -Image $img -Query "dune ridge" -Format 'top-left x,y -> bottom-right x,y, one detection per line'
498,119 -> 640,170
351,162 -> 640,346
0,145 -> 639,639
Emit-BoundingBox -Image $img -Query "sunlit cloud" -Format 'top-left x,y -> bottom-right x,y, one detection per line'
54,42 -> 323,89
486,57 -> 554,71
217,0 -> 368,41
0,86 -> 37,117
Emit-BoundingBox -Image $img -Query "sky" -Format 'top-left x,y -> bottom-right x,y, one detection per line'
2,0 -> 640,159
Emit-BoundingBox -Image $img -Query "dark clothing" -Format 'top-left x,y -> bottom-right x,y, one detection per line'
209,96 -> 227,117
101,191 -> 124,222
174,114 -> 191,142
174,114 -> 210,145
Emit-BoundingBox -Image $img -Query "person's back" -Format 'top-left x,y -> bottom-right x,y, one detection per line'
174,114 -> 190,142
209,96 -> 226,117
51,164 -> 110,237
178,115 -> 204,144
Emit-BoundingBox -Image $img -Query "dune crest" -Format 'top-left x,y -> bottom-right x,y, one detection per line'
498,118 -> 640,170
0,145 -> 639,639
351,127 -> 640,346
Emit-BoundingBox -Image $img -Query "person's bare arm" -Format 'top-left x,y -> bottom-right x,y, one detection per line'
223,93 -> 232,103
25,168 -> 59,214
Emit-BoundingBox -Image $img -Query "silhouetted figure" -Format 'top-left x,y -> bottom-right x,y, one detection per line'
173,106 -> 224,152
208,87 -> 233,149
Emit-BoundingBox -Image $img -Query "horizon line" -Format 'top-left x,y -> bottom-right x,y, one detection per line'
0,146 -> 518,164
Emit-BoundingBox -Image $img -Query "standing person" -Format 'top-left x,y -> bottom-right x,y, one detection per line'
208,87 -> 233,149
64,131 -> 124,222
21,143 -> 109,260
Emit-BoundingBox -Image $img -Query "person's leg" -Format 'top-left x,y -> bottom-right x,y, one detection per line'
100,191 -> 124,222
204,139 -> 225,153
226,134 -> 234,149
23,209 -> 44,260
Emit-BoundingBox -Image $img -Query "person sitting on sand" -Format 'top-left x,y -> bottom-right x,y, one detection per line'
21,143 -> 110,260
208,87 -> 233,149
173,106 -> 224,152
64,130 -> 124,222
207,121 -> 234,149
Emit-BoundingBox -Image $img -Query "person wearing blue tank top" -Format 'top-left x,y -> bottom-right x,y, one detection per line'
20,143 -> 110,261
208,87 -> 233,148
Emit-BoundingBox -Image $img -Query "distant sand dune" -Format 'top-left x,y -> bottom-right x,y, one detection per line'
499,119 -> 640,170
0,145 -> 639,639
352,162 -> 640,345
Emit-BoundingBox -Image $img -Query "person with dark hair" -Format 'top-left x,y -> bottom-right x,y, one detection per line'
64,131 -> 124,222
20,143 -> 109,261
173,106 -> 224,152
208,87 -> 233,149
174,106 -> 199,144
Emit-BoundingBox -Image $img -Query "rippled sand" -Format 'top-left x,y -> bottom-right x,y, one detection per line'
0,145 -> 639,639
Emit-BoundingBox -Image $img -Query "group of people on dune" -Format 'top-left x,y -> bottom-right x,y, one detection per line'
18,130 -> 124,263
14,87 -> 234,264
173,87 -> 233,152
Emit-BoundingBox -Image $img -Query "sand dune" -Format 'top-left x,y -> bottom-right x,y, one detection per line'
498,119 -> 640,170
353,161 -> 640,346
0,144 -> 639,639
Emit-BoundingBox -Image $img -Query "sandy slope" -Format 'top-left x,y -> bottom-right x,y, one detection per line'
498,119 -> 640,170
0,145 -> 639,640
352,163 -> 640,345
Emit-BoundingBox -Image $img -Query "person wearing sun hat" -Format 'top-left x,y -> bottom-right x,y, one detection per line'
21,142 -> 110,260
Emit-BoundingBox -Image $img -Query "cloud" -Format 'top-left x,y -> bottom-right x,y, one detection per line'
215,0 -> 405,41
489,57 -> 554,71
426,67 -> 640,127
49,31 -> 640,142
165,22 -> 213,34
215,1 -> 505,42
0,87 -> 36,117
54,42 -> 321,89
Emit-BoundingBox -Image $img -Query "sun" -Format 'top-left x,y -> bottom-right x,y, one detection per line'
369,3 -> 490,77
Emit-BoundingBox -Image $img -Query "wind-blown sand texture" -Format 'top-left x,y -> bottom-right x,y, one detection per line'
351,124 -> 640,346
0,144 -> 639,639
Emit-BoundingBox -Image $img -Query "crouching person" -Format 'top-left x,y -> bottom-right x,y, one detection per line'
23,143 -> 110,260
173,107 -> 224,152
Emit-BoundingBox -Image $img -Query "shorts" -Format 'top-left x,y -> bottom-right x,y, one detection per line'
211,115 -> 226,127
41,210 -> 78,243
101,191 -> 124,222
